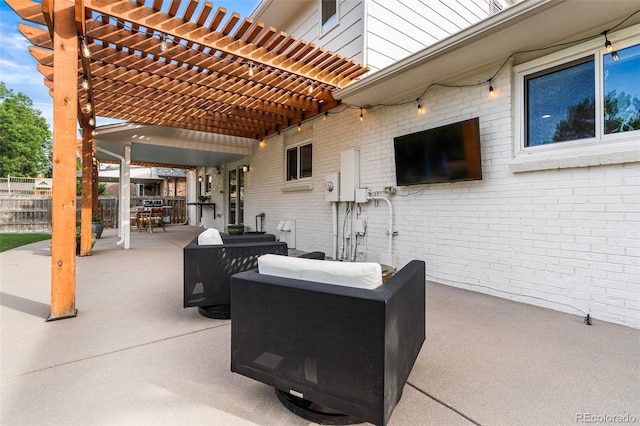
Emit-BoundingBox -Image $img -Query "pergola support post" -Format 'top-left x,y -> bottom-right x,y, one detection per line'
48,0 -> 78,321
79,126 -> 94,256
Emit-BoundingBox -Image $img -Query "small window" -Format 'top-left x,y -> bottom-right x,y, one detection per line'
320,0 -> 337,33
286,142 -> 313,181
525,57 -> 595,146
300,144 -> 313,178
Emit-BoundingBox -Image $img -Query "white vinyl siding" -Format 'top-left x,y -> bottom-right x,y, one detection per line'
364,0 -> 494,72
259,0 -> 496,76
271,1 -> 365,67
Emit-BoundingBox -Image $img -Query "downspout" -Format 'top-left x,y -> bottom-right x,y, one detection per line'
332,201 -> 338,260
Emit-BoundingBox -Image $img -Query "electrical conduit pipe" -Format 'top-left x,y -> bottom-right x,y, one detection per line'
367,194 -> 394,265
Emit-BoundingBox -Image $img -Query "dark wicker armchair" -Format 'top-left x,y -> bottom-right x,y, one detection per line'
183,233 -> 288,319
230,259 -> 426,425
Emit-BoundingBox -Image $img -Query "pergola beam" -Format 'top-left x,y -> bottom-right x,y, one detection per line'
10,0 -> 368,140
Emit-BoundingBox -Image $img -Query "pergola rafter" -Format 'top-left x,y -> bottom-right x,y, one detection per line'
8,0 -> 369,139
6,0 -> 369,320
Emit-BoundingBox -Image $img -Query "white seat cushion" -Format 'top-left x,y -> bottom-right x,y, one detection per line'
258,254 -> 382,290
198,228 -> 223,245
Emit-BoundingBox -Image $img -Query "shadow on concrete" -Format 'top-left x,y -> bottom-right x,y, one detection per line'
0,292 -> 49,319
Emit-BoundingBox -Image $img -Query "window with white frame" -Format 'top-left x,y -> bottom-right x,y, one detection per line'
320,0 -> 338,34
285,142 -> 312,182
525,57 -> 596,146
513,25 -> 640,170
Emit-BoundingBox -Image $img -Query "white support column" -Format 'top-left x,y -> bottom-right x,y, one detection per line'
187,170 -> 197,226
121,144 -> 131,249
95,145 -> 131,249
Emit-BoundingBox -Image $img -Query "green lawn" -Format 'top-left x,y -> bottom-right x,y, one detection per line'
0,233 -> 51,253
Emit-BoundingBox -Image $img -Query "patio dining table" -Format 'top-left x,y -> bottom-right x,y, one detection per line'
131,206 -> 170,232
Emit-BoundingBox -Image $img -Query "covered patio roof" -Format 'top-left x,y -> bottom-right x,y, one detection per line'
9,0 -> 368,143
94,122 -> 253,168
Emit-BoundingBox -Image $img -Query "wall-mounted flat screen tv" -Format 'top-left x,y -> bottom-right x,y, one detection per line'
393,117 -> 482,186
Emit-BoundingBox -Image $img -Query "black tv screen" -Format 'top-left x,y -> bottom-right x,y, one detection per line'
393,117 -> 482,185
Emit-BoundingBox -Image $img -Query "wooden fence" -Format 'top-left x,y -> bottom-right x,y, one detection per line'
0,197 -> 52,231
0,196 -> 187,232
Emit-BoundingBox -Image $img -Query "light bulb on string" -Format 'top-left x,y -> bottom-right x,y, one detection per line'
80,75 -> 89,90
248,61 -> 254,77
360,108 -> 364,122
603,31 -> 613,52
160,34 -> 168,52
79,36 -> 91,59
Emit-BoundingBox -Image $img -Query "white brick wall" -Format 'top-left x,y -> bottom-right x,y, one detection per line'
243,64 -> 640,329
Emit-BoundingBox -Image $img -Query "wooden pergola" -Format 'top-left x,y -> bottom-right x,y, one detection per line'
7,0 -> 369,320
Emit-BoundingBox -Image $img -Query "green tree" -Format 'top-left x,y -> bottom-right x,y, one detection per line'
76,179 -> 106,196
553,97 -> 595,142
0,82 -> 52,177
604,90 -> 640,134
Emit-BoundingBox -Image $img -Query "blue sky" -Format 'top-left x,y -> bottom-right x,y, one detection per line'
0,0 -> 261,130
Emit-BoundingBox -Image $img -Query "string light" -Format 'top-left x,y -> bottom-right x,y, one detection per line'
248,61 -> 254,77
488,80 -> 495,97
160,33 -> 168,52
82,100 -> 92,113
417,98 -> 425,114
602,30 -> 620,61
80,75 -> 89,90
79,35 -> 91,59
88,117 -> 95,126
323,112 -> 328,121
297,122 -> 301,131
360,108 -> 363,122
602,30 -> 614,53
259,139 -> 266,148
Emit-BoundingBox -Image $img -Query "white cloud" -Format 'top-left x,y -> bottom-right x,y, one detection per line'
0,10 -> 53,129
0,58 -> 36,84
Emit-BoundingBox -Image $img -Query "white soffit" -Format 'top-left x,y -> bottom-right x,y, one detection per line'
336,0 -> 640,107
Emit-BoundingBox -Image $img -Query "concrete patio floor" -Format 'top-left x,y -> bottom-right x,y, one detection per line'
1,226 -> 638,425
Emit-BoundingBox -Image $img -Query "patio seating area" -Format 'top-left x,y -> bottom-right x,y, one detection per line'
1,225 -> 638,425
